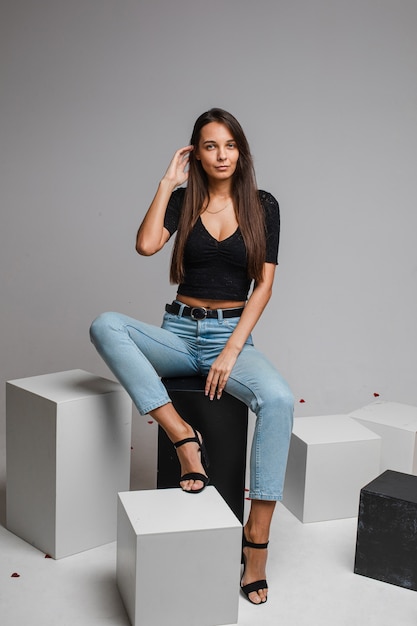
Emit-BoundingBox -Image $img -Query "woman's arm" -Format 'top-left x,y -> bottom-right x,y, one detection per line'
136,145 -> 193,256
205,262 -> 276,400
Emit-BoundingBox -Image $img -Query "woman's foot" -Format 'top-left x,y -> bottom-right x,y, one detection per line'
241,528 -> 269,604
173,426 -> 209,493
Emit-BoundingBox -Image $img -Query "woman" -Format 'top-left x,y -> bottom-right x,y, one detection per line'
90,108 -> 294,605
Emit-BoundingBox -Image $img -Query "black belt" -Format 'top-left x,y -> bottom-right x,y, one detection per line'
165,302 -> 244,320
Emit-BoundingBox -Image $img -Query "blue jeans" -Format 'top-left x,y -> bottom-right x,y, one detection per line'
90,308 -> 294,501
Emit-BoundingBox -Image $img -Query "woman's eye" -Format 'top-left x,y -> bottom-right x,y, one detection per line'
227,143 -> 236,149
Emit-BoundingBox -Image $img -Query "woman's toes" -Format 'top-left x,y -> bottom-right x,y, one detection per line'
258,588 -> 268,603
248,587 -> 267,604
249,592 -> 262,604
180,477 -> 204,492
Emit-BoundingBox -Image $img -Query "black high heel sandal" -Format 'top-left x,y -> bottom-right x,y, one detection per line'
241,533 -> 269,604
173,427 -> 210,494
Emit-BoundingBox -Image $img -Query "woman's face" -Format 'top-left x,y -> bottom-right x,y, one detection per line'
195,122 -> 239,182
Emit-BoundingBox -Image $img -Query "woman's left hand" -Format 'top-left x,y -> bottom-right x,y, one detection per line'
205,345 -> 240,400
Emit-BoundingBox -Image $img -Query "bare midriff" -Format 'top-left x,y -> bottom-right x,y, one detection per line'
176,294 -> 246,310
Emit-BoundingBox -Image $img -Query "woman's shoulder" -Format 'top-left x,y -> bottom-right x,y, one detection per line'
164,186 -> 187,235
257,190 -> 279,220
257,189 -> 279,207
171,186 -> 186,203
166,186 -> 186,214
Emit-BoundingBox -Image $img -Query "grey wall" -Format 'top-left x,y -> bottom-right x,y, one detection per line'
2,1 -> 417,477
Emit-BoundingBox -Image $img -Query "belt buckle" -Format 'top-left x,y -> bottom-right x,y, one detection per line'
190,306 -> 207,320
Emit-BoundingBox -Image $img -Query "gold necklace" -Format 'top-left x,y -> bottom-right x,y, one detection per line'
204,200 -> 231,215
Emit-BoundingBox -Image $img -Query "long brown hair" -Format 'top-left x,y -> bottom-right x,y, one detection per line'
170,108 -> 266,285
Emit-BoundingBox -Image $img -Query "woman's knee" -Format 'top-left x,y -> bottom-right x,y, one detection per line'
279,386 -> 295,412
89,311 -> 122,344
261,383 -> 294,416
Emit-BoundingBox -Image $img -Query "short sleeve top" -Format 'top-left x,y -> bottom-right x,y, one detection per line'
164,187 -> 280,300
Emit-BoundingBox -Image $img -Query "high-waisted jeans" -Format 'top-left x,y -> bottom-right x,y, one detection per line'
89,308 -> 294,501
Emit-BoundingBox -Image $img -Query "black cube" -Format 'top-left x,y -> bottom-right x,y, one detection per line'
354,469 -> 417,591
157,377 -> 248,523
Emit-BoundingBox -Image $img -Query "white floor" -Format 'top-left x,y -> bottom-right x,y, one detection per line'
1,414 -> 416,626
1,474 -> 416,626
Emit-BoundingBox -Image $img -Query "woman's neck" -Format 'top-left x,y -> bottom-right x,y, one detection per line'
207,179 -> 233,200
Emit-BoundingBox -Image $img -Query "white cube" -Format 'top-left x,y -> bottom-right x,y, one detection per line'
6,369 -> 132,558
282,415 -> 381,522
349,400 -> 417,475
117,487 -> 241,626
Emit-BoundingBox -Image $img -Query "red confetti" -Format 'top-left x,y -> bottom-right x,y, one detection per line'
373,393 -> 380,397
147,420 -> 154,424
11,572 -> 20,578
44,554 -> 52,559
299,399 -> 305,403
244,488 -> 249,492
245,497 -> 251,501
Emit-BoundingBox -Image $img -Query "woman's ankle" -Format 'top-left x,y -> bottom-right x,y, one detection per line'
244,525 -> 269,545
244,500 -> 276,543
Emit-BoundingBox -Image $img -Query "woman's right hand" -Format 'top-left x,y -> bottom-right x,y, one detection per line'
162,145 -> 194,189
136,145 -> 194,256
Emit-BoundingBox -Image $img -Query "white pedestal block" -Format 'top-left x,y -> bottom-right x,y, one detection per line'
350,401 -> 417,475
117,487 -> 241,626
6,369 -> 132,558
282,415 -> 381,522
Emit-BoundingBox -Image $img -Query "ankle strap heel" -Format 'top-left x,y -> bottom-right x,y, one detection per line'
173,427 -> 210,494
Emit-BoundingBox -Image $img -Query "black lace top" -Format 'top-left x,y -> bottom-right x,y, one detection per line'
164,187 -> 280,300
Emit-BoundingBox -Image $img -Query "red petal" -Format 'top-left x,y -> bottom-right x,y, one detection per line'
373,392 -> 380,397
44,554 -> 52,559
299,399 -> 305,403
11,572 -> 20,578
147,420 -> 154,424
